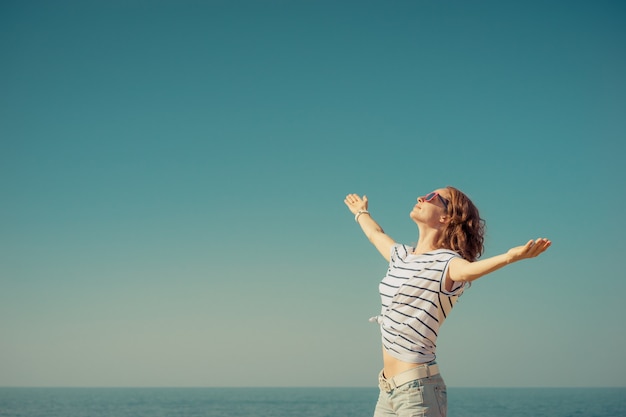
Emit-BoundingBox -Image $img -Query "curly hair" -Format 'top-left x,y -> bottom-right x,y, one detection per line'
436,186 -> 485,262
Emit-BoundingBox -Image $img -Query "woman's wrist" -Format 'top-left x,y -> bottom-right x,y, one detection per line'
355,210 -> 370,222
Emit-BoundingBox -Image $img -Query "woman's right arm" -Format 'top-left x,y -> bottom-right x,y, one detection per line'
344,194 -> 396,262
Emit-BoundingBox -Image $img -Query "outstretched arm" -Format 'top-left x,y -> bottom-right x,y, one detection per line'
448,238 -> 552,283
344,194 -> 396,262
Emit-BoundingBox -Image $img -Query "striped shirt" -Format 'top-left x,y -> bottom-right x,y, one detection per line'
377,244 -> 465,363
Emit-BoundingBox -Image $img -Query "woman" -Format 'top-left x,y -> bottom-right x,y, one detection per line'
344,187 -> 551,417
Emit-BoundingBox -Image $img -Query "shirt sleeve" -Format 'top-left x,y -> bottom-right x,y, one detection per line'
388,243 -> 405,263
441,253 -> 465,296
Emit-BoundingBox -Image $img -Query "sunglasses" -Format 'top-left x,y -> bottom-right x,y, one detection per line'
424,192 -> 450,211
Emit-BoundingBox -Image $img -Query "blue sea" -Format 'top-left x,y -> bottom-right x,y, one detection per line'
0,387 -> 624,417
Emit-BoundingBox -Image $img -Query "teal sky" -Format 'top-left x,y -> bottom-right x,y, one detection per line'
1,0 -> 625,388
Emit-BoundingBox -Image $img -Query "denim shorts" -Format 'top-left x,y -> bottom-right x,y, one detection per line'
373,372 -> 448,417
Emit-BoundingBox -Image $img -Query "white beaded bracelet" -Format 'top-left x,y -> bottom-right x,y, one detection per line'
355,210 -> 370,223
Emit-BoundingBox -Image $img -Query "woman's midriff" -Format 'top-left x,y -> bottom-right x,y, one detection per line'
382,348 -> 429,379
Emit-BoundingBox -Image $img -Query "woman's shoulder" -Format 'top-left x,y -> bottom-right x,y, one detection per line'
406,248 -> 460,262
431,248 -> 462,258
391,245 -> 460,263
389,243 -> 412,262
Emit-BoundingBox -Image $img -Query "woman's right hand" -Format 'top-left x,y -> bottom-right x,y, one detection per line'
344,193 -> 394,261
344,194 -> 368,215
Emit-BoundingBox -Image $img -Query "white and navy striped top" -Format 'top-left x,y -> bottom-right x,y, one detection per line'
376,244 -> 465,364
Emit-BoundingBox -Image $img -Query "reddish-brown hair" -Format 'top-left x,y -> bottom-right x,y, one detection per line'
437,186 -> 485,261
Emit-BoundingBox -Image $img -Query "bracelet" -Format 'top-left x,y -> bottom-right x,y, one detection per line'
355,210 -> 370,223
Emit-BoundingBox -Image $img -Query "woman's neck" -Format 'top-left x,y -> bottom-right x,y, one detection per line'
412,242 -> 438,254
412,226 -> 441,255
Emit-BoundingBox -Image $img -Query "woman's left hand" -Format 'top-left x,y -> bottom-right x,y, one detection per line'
507,238 -> 552,262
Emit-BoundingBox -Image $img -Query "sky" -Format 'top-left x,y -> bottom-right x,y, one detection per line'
1,0 -> 625,388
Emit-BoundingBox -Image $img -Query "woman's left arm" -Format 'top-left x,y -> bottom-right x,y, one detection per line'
448,238 -> 552,283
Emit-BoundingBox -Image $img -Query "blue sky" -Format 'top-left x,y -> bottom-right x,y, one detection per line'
1,0 -> 625,388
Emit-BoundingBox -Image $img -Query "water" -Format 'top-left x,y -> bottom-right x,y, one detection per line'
449,388 -> 626,417
0,387 -> 624,417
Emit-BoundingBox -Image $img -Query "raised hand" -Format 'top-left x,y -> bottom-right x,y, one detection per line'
344,193 -> 368,216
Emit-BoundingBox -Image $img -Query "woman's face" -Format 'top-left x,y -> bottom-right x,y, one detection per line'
410,188 -> 451,226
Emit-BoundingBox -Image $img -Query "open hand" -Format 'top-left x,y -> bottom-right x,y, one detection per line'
507,238 -> 552,262
344,194 -> 368,216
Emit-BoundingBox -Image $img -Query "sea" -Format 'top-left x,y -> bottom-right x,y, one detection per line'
0,387 -> 624,417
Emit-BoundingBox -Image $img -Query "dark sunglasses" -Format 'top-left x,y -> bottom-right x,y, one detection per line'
424,192 -> 449,211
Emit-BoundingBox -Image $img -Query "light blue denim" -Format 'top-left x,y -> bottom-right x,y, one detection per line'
373,373 -> 448,417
